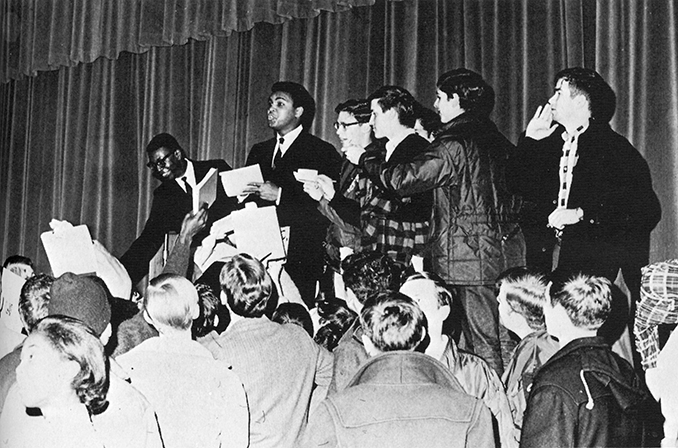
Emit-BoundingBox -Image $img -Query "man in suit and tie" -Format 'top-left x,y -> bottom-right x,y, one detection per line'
121,133 -> 238,286
245,82 -> 342,307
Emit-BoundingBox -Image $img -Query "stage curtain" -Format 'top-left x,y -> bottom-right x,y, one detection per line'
0,0 -> 378,83
1,0 -> 676,272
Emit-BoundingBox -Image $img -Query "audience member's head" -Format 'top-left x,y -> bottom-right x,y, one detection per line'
144,273 -> 199,334
145,133 -> 188,182
18,273 -> 54,333
220,253 -> 274,318
436,68 -> 495,118
413,102 -> 441,141
341,252 -> 402,313
192,282 -> 230,339
314,297 -> 358,351
271,81 -> 316,130
334,99 -> 373,148
272,302 -> 314,337
545,271 -> 612,342
368,85 -> 418,131
16,315 -> 108,414
554,67 -> 616,123
48,272 -> 112,341
360,290 -> 427,355
496,267 -> 549,336
399,272 -> 452,339
3,255 -> 35,280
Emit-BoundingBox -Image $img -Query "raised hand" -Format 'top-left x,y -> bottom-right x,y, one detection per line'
525,104 -> 558,140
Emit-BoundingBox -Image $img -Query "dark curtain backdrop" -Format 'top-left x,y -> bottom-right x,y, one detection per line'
1,0 -> 677,274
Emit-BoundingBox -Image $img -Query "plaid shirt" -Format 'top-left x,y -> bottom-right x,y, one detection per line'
634,259 -> 678,369
356,145 -> 429,265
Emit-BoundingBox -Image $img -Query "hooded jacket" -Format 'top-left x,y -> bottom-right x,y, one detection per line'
361,113 -> 524,284
520,337 -> 655,448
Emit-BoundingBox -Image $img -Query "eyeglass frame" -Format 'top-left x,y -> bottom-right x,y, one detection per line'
146,151 -> 175,170
333,121 -> 362,131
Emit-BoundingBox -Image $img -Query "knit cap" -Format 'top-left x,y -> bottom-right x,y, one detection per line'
48,272 -> 112,336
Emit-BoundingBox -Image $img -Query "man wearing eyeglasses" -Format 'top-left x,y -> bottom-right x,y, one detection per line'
120,133 -> 238,286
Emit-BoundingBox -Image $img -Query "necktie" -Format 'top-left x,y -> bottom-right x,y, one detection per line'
272,137 -> 284,169
181,176 -> 192,196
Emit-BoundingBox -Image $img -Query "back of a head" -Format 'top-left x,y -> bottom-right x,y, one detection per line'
360,291 -> 427,352
414,102 -> 442,137
497,266 -> 549,331
48,272 -> 112,337
341,252 -> 402,305
271,302 -> 314,337
144,273 -> 198,332
33,315 -> 108,413
19,273 -> 55,333
220,253 -> 273,318
192,283 -> 230,338
145,132 -> 186,157
367,85 -> 417,128
401,271 -> 453,308
436,68 -> 495,117
548,270 -> 612,331
335,99 -> 371,124
555,67 -> 616,123
272,81 -> 316,130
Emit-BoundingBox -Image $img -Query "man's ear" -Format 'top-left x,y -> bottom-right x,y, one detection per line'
174,149 -> 183,159
439,304 -> 450,321
362,334 -> 380,357
294,106 -> 304,120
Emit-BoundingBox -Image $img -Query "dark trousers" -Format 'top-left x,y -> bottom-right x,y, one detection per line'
454,284 -> 515,376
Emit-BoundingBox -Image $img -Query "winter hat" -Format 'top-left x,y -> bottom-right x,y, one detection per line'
48,272 -> 112,336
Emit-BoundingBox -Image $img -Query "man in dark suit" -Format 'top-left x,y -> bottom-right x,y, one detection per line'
121,133 -> 238,286
245,82 -> 342,307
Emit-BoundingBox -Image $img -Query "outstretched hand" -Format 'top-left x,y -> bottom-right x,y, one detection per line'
526,105 -> 558,140
179,208 -> 208,243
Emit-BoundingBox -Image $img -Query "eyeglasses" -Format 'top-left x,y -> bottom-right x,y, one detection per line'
146,152 -> 173,170
333,121 -> 361,130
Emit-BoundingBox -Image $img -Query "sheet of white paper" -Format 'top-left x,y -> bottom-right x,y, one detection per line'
294,169 -> 318,183
40,224 -> 97,277
0,268 -> 27,334
220,165 -> 264,197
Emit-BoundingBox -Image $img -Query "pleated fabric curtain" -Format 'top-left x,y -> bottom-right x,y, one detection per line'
1,0 -> 677,273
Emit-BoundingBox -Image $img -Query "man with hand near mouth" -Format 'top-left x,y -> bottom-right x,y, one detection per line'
244,81 -> 341,307
121,133 -> 237,286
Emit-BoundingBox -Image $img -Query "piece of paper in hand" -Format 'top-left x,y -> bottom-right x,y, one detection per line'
1,268 -> 27,333
40,223 -> 98,277
293,169 -> 318,183
193,167 -> 219,213
231,204 -> 286,262
220,165 -> 264,197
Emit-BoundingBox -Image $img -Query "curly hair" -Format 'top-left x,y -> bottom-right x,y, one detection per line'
220,253 -> 274,318
341,252 -> 402,304
34,315 -> 109,414
18,273 -> 54,332
496,267 -> 549,331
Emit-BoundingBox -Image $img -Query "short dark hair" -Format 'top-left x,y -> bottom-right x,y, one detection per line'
220,254 -> 273,318
314,297 -> 358,351
335,99 -> 371,124
272,81 -> 316,130
342,252 -> 402,304
548,271 -> 612,331
145,133 -> 187,157
360,291 -> 427,352
272,302 -> 314,337
555,67 -> 616,122
414,102 -> 442,137
436,68 -> 495,117
19,273 -> 54,332
3,255 -> 33,269
496,267 -> 549,331
192,283 -> 230,338
367,85 -> 417,128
